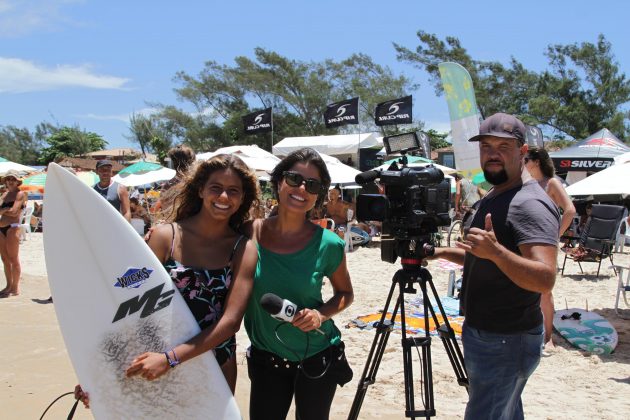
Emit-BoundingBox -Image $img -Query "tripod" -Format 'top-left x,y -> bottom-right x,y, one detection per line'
348,259 -> 468,420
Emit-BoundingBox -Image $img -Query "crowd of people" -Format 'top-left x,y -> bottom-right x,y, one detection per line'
5,113 -> 630,419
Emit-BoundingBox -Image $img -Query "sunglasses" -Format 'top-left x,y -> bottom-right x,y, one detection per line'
282,171 -> 323,195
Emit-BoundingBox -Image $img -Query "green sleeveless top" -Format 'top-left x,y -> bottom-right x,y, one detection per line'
244,226 -> 345,361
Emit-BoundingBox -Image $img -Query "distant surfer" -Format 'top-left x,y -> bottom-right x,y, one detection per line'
93,160 -> 131,223
76,154 -> 259,406
0,170 -> 28,298
426,113 -> 560,419
243,148 -> 354,420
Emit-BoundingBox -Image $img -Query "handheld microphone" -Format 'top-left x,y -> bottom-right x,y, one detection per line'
355,169 -> 381,185
260,293 -> 324,334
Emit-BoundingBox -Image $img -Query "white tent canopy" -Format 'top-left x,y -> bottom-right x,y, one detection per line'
318,152 -> 361,185
0,161 -> 36,176
197,145 -> 281,179
565,162 -> 630,197
273,133 -> 381,158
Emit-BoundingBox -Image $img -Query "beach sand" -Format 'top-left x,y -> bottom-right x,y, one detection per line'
2,232 -> 630,419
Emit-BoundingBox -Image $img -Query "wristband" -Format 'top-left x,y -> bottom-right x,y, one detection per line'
164,349 -> 180,368
313,309 -> 323,328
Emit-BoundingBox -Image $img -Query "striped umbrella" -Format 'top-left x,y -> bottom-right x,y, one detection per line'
21,171 -> 100,193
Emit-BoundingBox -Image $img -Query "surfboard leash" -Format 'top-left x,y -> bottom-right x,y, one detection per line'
39,391 -> 79,420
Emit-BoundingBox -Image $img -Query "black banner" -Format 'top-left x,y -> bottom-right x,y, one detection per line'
552,158 -> 614,172
525,125 -> 543,148
374,95 -> 412,126
243,108 -> 273,135
324,97 -> 359,128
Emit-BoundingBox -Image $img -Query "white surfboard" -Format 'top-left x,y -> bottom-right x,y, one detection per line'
43,163 -> 240,420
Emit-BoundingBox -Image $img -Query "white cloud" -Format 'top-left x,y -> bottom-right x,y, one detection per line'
0,0 -> 82,38
76,108 -> 158,123
0,57 -> 130,93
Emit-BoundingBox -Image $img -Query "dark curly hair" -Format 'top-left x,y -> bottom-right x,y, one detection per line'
527,147 -> 555,179
270,148 -> 331,217
168,145 -> 196,175
169,154 -> 260,231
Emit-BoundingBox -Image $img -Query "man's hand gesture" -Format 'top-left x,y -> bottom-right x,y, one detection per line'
456,213 -> 502,260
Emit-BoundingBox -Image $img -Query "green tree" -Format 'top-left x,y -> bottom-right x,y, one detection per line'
155,48 -> 419,151
330,53 -> 420,135
0,125 -> 42,164
127,112 -> 174,163
394,32 -> 629,140
39,126 -> 107,164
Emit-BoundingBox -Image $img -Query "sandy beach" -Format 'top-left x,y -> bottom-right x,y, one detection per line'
2,232 -> 629,419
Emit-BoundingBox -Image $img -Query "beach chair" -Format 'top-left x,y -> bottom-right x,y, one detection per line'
18,206 -> 34,242
561,204 -> 625,277
611,264 -> 630,315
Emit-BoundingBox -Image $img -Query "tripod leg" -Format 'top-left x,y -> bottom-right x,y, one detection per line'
348,279 -> 402,420
423,275 -> 469,389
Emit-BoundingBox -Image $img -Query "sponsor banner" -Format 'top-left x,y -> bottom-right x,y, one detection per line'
324,97 -> 359,128
243,108 -> 273,134
525,125 -> 544,148
552,158 -> 614,172
437,62 -> 482,177
374,95 -> 412,126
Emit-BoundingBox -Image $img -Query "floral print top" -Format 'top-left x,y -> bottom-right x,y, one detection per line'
163,232 -> 245,366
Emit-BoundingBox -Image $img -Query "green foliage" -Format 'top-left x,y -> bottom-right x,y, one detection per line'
127,113 -> 174,162
0,125 -> 43,164
425,129 -> 450,150
151,49 -> 419,151
39,126 -> 107,164
395,32 -> 630,141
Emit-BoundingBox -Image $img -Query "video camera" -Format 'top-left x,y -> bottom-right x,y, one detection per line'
354,132 -> 451,264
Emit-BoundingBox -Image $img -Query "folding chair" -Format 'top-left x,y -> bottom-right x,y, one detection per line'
18,205 -> 34,242
611,265 -> 630,315
561,204 -> 625,277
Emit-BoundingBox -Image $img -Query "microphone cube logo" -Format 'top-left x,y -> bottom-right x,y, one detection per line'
285,305 -> 296,318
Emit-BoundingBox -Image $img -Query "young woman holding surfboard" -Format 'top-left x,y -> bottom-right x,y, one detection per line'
0,170 -> 28,298
243,148 -> 354,420
76,154 -> 259,406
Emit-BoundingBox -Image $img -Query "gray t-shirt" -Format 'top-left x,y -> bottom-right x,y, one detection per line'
461,180 -> 560,333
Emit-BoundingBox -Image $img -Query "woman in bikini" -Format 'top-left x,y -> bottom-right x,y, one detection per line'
525,147 -> 576,351
76,154 -> 259,406
0,171 -> 28,298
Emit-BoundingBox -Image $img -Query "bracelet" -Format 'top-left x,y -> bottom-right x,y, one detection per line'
313,309 -> 323,328
164,349 -> 181,368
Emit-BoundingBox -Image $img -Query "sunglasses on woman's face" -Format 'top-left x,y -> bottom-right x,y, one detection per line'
282,171 -> 322,195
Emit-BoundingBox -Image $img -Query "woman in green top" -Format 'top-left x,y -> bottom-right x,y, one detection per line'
244,148 -> 354,420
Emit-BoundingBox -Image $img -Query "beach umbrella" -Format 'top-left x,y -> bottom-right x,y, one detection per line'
20,171 -> 100,193
197,145 -> 281,179
565,162 -> 630,198
382,155 -> 433,167
112,161 -> 175,187
0,160 -> 36,176
472,172 -> 485,185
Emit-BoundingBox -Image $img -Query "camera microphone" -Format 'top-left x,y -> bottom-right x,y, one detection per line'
260,293 -> 324,334
355,169 -> 381,185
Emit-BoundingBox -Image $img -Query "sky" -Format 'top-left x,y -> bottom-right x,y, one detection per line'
2,0 -> 629,151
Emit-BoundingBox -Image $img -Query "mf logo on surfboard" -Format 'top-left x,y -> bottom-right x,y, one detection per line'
114,267 -> 153,289
112,283 -> 175,323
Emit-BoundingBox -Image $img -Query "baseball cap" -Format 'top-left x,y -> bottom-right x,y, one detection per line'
96,159 -> 113,169
468,113 -> 526,144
